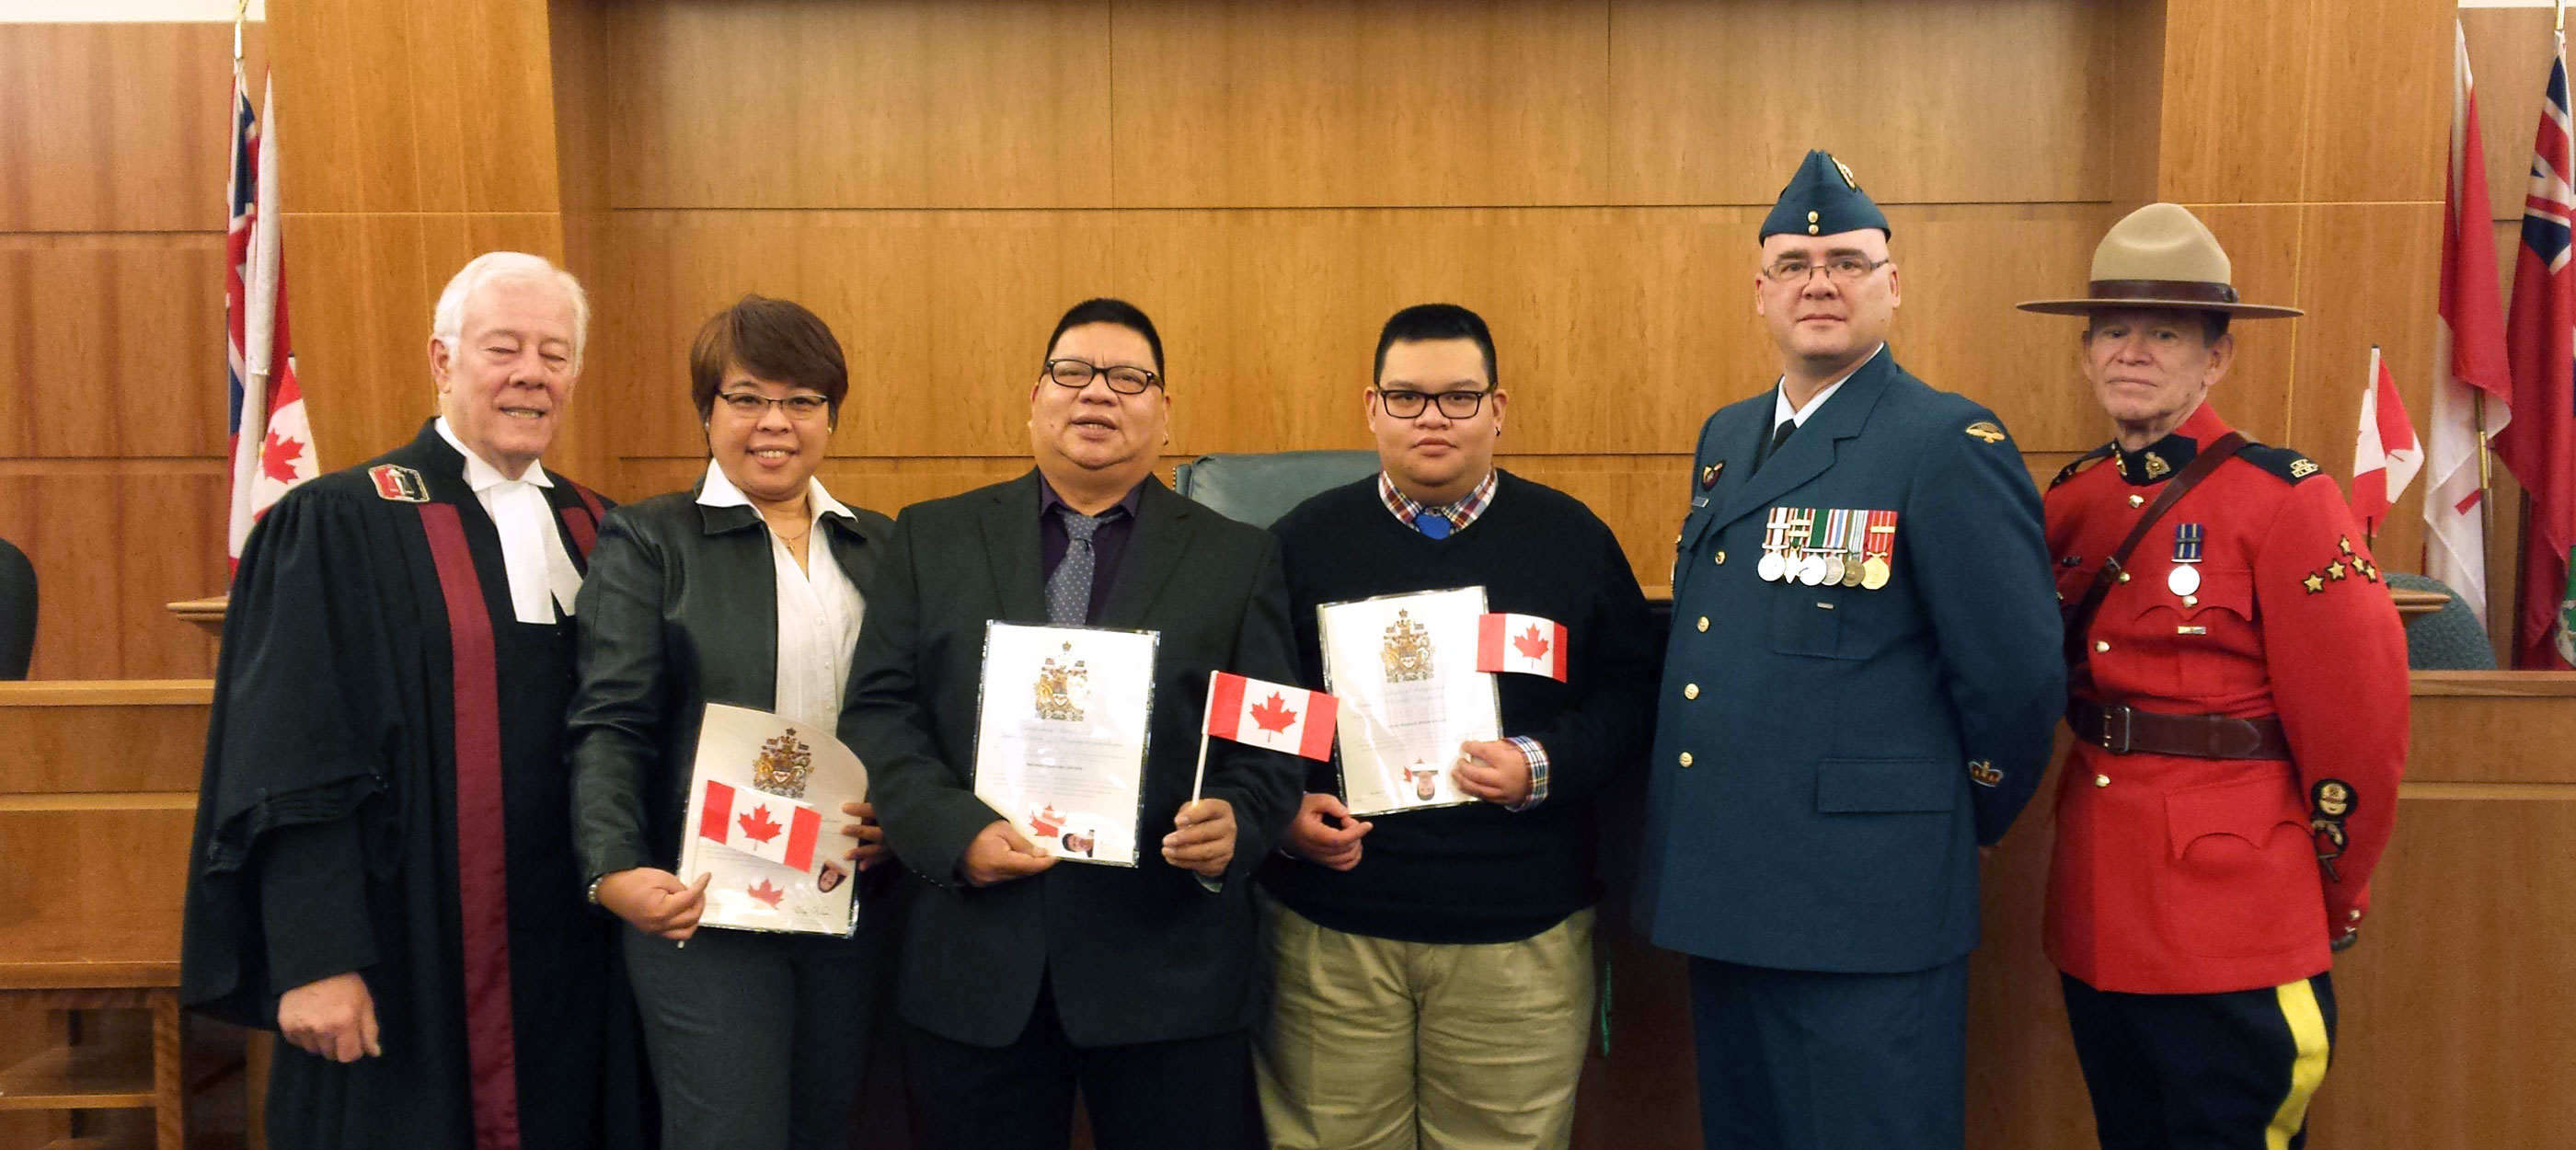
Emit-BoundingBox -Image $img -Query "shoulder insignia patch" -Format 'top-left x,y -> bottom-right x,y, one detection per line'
2051,445 -> 2115,489
1964,420 -> 2008,444
369,464 -> 430,503
2237,443 -> 2323,484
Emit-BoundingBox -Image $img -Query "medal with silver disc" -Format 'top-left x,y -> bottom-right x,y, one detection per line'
2168,523 -> 2203,597
1758,508 -> 1790,582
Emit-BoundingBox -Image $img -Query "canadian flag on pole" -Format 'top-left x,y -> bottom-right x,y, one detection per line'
1476,613 -> 1568,681
224,67 -> 317,570
2351,346 -> 2422,535
1204,672 -> 1337,760
696,780 -> 822,870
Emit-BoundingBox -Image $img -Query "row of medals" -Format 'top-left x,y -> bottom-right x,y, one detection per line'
1756,509 -> 1892,589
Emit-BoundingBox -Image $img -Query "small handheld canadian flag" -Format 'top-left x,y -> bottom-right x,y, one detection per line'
1204,672 -> 1338,761
696,779 -> 822,871
1477,613 -> 1568,681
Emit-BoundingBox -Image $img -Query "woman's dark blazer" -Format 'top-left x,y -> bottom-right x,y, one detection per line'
568,481 -> 894,891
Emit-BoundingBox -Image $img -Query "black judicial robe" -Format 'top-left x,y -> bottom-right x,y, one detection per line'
181,422 -> 647,1150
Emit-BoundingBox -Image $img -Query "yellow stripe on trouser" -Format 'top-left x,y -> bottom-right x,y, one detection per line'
2265,978 -> 2333,1150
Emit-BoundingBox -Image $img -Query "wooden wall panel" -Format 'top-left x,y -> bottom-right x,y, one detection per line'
0,696 -> 209,796
270,0 -> 560,213
2159,203 -> 2300,445
2287,201 -> 2443,572
0,22 -> 247,234
2464,8 -> 2555,227
1111,1 -> 1610,209
1609,0 -> 2123,207
607,0 -> 1113,210
0,469 -> 224,681
0,236 -> 228,461
2156,0 -> 2319,204
2297,0 -> 2444,204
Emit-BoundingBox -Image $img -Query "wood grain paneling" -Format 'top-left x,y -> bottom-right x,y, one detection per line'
2162,203 -> 2301,445
270,0 -> 561,214
2463,8 -> 2556,227
2297,0 -> 2444,205
0,236 -> 228,460
1111,0 -> 1609,209
0,697 -> 209,796
1609,0 -> 2122,207
0,22 -> 254,235
607,0 -> 1112,210
2287,201 -> 2444,573
2156,0 -> 2320,205
0,469 -> 224,682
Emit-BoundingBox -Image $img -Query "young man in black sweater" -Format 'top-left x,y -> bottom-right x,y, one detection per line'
1256,304 -> 1662,1150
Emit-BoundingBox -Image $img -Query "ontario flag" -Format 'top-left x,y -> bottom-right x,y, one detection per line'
1204,672 -> 1337,760
225,66 -> 317,571
1476,612 -> 1568,681
2352,346 -> 2422,536
2502,29 -> 2576,668
696,780 -> 822,870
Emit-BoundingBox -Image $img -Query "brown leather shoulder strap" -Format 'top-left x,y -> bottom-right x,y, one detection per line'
2062,431 -> 2246,669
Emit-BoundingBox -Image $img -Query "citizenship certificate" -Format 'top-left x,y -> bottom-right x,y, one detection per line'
1317,586 -> 1500,817
972,621 -> 1158,866
679,703 -> 871,937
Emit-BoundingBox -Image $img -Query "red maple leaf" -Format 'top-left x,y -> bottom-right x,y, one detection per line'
747,879 -> 785,907
738,804 -> 784,844
1512,624 -> 1552,662
1249,692 -> 1299,733
259,431 -> 305,482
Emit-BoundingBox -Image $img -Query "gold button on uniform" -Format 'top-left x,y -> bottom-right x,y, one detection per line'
1684,684 -> 1700,699
1696,616 -> 1709,632
2094,640 -> 2110,652
1714,550 -> 1727,565
2127,494 -> 2145,508
1679,752 -> 1695,767
2117,572 -> 2131,584
2348,908 -> 2363,921
2093,774 -> 2110,788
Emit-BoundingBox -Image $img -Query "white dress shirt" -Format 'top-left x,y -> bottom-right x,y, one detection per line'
1770,341 -> 1886,429
696,460 -> 867,731
434,418 -> 583,625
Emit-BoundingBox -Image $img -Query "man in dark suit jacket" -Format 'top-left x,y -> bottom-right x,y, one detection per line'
1636,151 -> 2064,1150
843,298 -> 1304,1150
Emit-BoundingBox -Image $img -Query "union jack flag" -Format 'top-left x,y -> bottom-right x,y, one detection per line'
224,61 -> 316,571
2502,30 -> 2576,668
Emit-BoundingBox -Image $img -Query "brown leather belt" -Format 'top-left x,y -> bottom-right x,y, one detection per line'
2068,701 -> 2289,760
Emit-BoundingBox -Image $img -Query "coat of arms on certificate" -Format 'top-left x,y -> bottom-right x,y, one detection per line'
1381,609 -> 1436,683
1034,644 -> 1089,723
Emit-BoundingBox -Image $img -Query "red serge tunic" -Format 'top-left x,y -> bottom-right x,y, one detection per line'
2043,402 -> 2409,995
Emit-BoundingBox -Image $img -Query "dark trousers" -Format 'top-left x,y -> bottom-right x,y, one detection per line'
622,925 -> 888,1150
902,979 -> 1263,1150
1687,954 -> 1969,1150
2061,972 -> 2338,1150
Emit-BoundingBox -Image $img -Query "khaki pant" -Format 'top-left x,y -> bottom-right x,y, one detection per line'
1256,899 -> 1595,1150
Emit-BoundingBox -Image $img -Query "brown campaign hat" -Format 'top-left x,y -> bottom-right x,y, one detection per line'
2017,202 -> 2301,318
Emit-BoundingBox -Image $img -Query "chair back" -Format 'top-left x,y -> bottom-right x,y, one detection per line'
2386,570 -> 2497,671
1171,451 -> 1379,529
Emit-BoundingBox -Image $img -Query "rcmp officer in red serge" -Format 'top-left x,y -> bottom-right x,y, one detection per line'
2018,202 -> 2409,1150
1637,151 -> 2064,1150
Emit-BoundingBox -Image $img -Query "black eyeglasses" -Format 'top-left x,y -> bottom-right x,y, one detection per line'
1045,358 -> 1162,395
716,392 -> 831,420
1375,387 -> 1493,420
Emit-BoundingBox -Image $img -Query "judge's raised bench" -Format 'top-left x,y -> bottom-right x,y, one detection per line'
2,671 -> 2569,1148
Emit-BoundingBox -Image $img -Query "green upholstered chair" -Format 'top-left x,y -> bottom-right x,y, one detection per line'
1170,451 -> 1380,529
2386,571 -> 2497,671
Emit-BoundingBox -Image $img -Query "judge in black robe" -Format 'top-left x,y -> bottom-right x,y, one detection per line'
183,420 -> 643,1149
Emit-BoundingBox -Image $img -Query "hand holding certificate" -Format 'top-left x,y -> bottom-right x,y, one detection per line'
1317,586 -> 1502,817
676,703 -> 873,937
972,622 -> 1158,868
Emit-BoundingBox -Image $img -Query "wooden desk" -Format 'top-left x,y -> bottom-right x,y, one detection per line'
0,681 -> 212,1150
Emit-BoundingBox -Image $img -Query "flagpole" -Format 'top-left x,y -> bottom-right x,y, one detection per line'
233,0 -> 246,63
2366,344 -> 2382,552
1188,673 -> 1215,808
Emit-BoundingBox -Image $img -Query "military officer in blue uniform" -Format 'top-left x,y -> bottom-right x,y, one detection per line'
1636,150 -> 2065,1150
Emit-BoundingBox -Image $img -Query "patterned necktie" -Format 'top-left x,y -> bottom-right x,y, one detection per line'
1047,508 -> 1105,625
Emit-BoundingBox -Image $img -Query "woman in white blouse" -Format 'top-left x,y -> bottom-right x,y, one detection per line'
567,296 -> 898,1149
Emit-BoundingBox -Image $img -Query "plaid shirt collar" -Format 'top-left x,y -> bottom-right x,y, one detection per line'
1377,469 -> 1498,536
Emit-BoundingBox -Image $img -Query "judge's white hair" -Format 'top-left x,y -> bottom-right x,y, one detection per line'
429,251 -> 591,367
